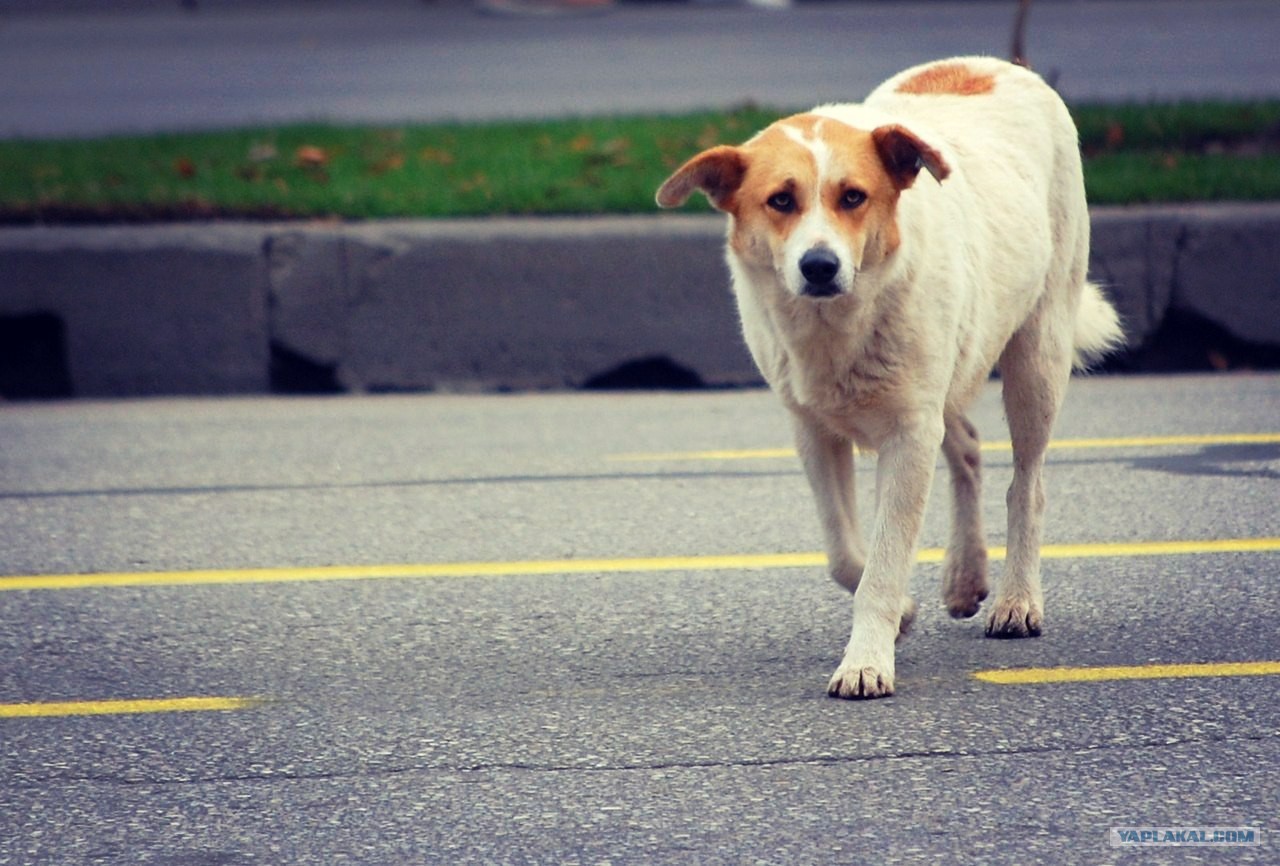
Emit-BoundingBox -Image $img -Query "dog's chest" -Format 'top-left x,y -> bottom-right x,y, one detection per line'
771,319 -> 910,445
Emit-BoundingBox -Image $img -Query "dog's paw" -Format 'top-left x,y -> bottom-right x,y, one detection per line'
985,596 -> 1043,638
942,547 -> 988,619
827,663 -> 895,700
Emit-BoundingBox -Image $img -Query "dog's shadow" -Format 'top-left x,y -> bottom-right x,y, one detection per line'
1125,442 -> 1280,481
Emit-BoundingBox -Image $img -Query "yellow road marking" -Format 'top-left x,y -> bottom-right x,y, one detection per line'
1038,432 -> 1280,450
0,696 -> 265,719
2,537 -> 1276,593
973,660 -> 1280,685
609,432 -> 1280,462
615,447 -> 798,461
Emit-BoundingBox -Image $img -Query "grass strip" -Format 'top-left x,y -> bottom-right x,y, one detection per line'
0,102 -> 1276,223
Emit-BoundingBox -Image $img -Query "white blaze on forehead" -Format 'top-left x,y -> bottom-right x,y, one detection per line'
776,117 -> 857,296
780,120 -> 833,182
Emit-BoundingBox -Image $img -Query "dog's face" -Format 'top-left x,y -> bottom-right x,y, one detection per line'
657,114 -> 949,300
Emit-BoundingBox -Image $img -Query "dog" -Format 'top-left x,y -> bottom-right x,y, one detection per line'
656,56 -> 1123,699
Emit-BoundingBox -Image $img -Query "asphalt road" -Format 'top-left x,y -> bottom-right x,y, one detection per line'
1,0 -> 1279,138
1,373 -> 1278,864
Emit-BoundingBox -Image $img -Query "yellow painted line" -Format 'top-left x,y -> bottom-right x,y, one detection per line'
0,553 -> 826,592
1034,537 -> 1280,559
613,447 -> 799,461
973,660 -> 1280,685
2,538 -> 1276,593
609,432 -> 1280,462
1010,432 -> 1280,452
0,696 -> 265,719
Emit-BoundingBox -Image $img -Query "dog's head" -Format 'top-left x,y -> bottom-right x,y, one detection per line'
656,114 -> 950,300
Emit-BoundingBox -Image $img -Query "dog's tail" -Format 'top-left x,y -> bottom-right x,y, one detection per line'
1072,281 -> 1125,371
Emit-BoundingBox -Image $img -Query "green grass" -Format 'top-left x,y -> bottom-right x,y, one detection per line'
1074,101 -> 1280,203
1074,101 -> 1280,153
1084,152 -> 1280,204
0,101 -> 1276,222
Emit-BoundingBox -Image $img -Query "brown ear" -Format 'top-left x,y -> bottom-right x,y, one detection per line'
655,146 -> 747,212
872,125 -> 951,189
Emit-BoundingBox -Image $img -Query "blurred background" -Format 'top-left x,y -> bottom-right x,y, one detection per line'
1,0 -> 1278,397
3,0 -> 1279,137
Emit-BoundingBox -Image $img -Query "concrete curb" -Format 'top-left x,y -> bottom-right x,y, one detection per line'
2,203 -> 1279,398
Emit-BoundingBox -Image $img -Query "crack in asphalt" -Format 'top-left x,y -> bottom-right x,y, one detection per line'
0,469 -> 800,500
7,730 -> 1275,790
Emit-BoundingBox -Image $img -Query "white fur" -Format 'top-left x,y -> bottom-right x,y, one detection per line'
658,56 -> 1123,699
776,122 -> 857,297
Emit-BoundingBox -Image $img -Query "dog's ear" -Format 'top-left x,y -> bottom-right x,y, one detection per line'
872,125 -> 951,189
655,146 -> 747,212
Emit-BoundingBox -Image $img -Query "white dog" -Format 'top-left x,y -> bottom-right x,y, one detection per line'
657,57 -> 1122,699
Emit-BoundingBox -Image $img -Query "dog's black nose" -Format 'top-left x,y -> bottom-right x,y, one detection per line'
799,248 -> 840,286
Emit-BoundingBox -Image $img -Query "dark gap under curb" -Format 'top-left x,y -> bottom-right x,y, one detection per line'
1102,308 -> 1280,374
269,341 -> 344,395
581,355 -> 706,391
0,312 -> 74,400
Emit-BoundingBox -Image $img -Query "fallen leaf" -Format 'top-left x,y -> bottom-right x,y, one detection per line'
601,137 -> 630,157
174,157 -> 197,179
419,146 -> 455,165
369,153 -> 406,175
248,143 -> 278,163
603,137 -> 633,166
458,171 -> 490,192
696,125 -> 721,150
295,145 -> 329,168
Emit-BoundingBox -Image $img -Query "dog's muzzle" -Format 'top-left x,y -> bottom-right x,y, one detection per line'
798,248 -> 842,298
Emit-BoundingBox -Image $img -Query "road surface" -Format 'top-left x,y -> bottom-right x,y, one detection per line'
2,373 -> 1277,863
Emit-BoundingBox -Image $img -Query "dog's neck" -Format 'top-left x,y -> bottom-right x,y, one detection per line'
753,265 -> 912,416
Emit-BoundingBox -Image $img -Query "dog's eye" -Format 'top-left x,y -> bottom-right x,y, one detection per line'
839,189 -> 868,210
766,192 -> 796,214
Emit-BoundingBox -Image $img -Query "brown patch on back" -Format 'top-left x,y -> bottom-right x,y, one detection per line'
895,62 -> 995,96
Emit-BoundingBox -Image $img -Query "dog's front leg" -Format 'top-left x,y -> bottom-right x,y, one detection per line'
827,421 -> 941,699
792,413 -> 865,594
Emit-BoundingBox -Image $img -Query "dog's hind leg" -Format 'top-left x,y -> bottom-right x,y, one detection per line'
792,413 -> 866,595
941,413 -> 989,618
989,313 -> 1073,638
